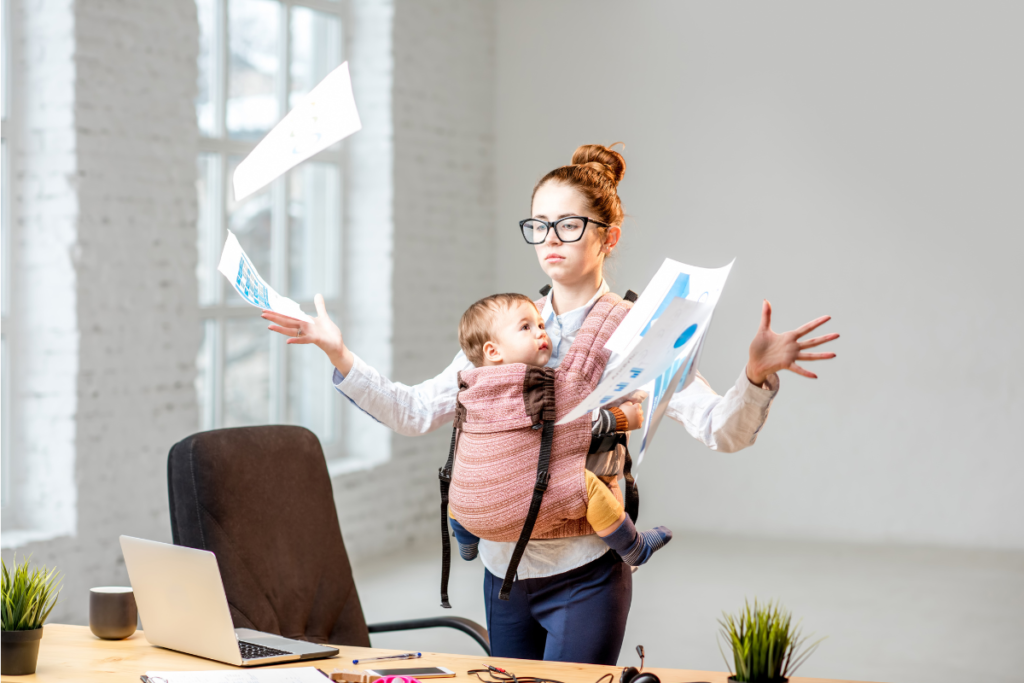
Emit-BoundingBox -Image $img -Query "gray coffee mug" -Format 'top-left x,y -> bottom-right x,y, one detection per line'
89,587 -> 137,640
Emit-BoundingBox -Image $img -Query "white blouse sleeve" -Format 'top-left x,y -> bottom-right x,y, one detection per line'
332,350 -> 473,437
666,369 -> 780,453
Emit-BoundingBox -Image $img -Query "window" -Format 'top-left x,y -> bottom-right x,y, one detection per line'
195,0 -> 353,460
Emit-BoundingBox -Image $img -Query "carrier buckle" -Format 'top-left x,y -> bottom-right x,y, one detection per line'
438,466 -> 452,483
534,470 -> 550,492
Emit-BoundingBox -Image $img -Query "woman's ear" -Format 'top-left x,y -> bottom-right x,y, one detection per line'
483,341 -> 502,364
603,225 -> 622,253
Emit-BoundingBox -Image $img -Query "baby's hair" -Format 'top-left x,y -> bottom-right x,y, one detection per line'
459,293 -> 538,367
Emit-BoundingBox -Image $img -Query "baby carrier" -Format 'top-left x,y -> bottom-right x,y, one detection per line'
439,288 -> 639,606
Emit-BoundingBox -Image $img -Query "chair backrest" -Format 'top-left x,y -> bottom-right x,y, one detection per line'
167,425 -> 370,646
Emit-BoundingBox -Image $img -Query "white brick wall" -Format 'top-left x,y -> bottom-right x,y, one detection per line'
71,0 -> 201,584
2,0 -> 201,624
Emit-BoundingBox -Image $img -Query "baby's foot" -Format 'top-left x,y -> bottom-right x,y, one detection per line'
620,526 -> 672,566
602,517 -> 673,566
458,541 -> 479,561
450,518 -> 480,561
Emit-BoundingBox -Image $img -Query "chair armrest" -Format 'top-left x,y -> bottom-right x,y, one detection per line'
367,616 -> 489,655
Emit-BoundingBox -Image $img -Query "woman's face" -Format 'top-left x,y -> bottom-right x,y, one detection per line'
531,181 -> 620,288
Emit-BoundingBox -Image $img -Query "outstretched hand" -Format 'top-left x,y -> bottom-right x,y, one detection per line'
746,300 -> 838,386
261,293 -> 354,375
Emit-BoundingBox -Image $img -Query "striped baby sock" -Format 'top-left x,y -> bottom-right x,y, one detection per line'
450,517 -> 480,561
602,516 -> 673,566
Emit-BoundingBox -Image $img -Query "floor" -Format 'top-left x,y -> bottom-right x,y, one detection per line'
351,532 -> 1024,683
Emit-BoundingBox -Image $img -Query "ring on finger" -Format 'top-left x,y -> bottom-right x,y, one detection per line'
296,328 -> 303,338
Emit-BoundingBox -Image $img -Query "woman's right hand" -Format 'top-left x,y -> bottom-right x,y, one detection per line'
262,293 -> 355,375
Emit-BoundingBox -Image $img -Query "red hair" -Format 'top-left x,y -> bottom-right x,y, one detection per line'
531,143 -> 626,227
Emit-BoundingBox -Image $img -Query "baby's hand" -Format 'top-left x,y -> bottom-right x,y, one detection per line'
619,401 -> 643,431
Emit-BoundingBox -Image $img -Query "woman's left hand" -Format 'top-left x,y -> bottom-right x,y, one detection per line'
746,300 -> 838,386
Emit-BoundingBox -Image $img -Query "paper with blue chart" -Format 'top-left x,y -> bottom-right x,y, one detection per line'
217,231 -> 313,323
558,258 -> 734,466
232,61 -> 361,202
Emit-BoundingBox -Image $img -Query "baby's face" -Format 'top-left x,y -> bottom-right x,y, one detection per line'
485,301 -> 552,367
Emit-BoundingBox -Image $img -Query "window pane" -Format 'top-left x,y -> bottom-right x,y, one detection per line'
196,153 -> 222,306
227,0 -> 279,140
223,316 -> 269,427
196,0 -> 218,136
290,6 -> 342,109
287,346 -> 333,443
288,162 -> 340,301
226,155 -> 272,304
195,319 -> 216,431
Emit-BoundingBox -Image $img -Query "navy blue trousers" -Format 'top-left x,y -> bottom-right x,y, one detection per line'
483,550 -> 632,665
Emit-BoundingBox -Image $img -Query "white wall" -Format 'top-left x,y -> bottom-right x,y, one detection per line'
495,1 -> 1024,549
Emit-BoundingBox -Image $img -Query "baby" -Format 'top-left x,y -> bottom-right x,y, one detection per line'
449,293 -> 672,567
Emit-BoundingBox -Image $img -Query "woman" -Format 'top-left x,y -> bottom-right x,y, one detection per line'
262,144 -> 838,664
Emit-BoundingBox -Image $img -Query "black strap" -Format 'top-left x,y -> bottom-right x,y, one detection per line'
621,439 -> 639,523
498,419 -> 554,601
438,422 -> 459,608
539,284 -> 552,296
623,289 -> 638,303
588,432 -> 639,523
588,431 -> 625,455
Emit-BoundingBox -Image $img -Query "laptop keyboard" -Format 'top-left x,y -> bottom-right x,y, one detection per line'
239,640 -> 291,660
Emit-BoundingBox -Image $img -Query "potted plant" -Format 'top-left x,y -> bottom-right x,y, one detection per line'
2,556 -> 62,675
718,599 -> 824,683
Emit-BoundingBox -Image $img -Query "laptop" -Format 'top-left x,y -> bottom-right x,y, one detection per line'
120,535 -> 339,666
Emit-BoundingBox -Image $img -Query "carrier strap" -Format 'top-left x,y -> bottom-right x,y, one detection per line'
498,418 -> 555,601
438,422 -> 458,608
588,432 -> 639,523
621,436 -> 639,523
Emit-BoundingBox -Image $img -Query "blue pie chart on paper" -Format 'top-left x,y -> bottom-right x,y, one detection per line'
674,324 -> 698,348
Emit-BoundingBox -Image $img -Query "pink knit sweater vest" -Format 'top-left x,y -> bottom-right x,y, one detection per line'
448,293 -> 632,542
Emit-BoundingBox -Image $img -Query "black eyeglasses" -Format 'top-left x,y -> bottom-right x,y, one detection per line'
518,216 -> 613,245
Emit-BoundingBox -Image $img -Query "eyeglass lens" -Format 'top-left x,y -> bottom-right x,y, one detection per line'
522,217 -> 587,244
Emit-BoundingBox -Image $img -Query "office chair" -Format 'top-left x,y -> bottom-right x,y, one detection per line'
167,425 -> 489,653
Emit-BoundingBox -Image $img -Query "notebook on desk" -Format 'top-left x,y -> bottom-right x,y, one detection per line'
141,667 -> 330,682
120,536 -> 339,667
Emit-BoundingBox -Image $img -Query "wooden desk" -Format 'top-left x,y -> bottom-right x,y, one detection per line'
1,624 -> 874,683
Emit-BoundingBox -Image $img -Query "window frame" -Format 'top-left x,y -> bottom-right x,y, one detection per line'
196,0 -> 351,461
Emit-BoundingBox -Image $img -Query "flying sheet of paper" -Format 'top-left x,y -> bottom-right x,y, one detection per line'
633,331 -> 707,466
232,61 -> 361,202
217,231 -> 313,323
559,296 -> 715,425
613,258 -> 734,465
558,258 -> 734,463
606,258 -> 734,356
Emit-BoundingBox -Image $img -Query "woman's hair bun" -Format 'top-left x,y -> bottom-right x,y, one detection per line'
571,143 -> 626,186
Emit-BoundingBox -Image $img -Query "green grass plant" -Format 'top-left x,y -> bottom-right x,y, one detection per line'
717,599 -> 824,682
1,556 -> 62,631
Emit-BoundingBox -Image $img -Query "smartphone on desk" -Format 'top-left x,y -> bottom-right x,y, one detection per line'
363,667 -> 456,679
